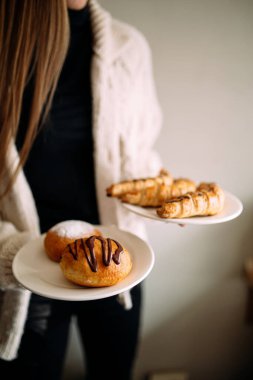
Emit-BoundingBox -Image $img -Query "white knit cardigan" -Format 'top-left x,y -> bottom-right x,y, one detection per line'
0,0 -> 162,360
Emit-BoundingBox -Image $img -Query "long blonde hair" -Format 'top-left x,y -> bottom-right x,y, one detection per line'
0,0 -> 69,199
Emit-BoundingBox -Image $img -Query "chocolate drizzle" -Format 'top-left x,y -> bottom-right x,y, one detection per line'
111,239 -> 123,264
81,237 -> 98,272
68,240 -> 78,260
67,235 -> 124,273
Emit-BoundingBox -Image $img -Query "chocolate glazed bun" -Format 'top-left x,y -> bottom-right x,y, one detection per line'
60,235 -> 132,287
44,220 -> 101,262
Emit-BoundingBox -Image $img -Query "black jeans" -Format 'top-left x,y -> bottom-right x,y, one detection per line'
0,285 -> 142,380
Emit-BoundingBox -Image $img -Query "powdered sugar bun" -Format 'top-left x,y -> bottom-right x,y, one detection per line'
50,220 -> 96,239
44,220 -> 101,262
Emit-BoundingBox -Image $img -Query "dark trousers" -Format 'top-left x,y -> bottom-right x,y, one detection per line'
0,285 -> 142,380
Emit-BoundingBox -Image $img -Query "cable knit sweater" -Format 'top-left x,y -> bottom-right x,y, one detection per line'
0,0 -> 162,360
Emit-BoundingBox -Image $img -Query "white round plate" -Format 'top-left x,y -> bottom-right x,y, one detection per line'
122,191 -> 243,225
13,225 -> 154,301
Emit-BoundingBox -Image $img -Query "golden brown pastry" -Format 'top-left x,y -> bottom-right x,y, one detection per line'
171,178 -> 197,198
60,235 -> 132,287
120,178 -> 196,207
156,183 -> 225,218
44,220 -> 101,262
106,169 -> 173,198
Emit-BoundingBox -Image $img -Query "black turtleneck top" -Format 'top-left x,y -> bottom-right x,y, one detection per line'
16,6 -> 100,233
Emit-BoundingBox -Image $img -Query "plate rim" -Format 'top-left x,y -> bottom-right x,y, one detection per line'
12,225 -> 155,301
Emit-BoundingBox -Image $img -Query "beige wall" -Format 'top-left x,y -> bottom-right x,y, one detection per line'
64,1 -> 253,379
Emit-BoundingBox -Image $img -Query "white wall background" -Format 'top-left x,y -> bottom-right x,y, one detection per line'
64,1 -> 253,379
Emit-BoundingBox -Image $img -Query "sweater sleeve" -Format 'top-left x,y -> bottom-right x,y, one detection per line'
135,35 -> 163,176
0,221 -> 33,290
118,28 -> 163,179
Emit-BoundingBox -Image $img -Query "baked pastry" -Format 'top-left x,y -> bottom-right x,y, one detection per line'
60,235 -> 132,287
120,178 -> 196,207
156,183 -> 225,218
171,178 -> 197,198
106,169 -> 173,198
44,220 -> 101,262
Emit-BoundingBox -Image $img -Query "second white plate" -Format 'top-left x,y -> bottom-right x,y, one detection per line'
122,191 -> 243,225
13,225 -> 154,301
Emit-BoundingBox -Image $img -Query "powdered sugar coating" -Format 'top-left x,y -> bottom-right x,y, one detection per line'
50,220 -> 95,239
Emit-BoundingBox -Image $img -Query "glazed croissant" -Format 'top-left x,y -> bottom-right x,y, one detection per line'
120,178 -> 196,207
156,183 -> 225,219
106,169 -> 173,198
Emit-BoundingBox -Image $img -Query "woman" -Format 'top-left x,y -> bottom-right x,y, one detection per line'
0,0 -> 162,379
